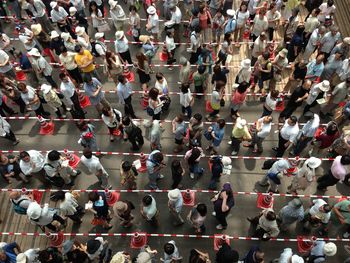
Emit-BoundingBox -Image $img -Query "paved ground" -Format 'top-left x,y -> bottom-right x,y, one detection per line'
0,1 -> 350,262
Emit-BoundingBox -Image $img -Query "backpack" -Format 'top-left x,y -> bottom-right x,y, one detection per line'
146,106 -> 154,116
12,199 -> 27,215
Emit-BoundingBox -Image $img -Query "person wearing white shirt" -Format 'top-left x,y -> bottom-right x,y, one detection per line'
0,33 -> 15,56
59,47 -> 83,84
19,150 -> 45,176
303,26 -> 326,61
179,84 -> 194,118
0,50 -> 15,79
18,83 -> 51,117
189,28 -> 202,64
251,12 -> 268,42
317,0 -> 336,23
155,73 -> 169,94
319,26 -> 341,60
101,106 -> 122,142
262,90 -> 279,117
247,115 -> 272,153
169,5 -> 182,44
114,31 -> 133,65
165,30 -> 176,68
18,27 -> 38,51
266,3 -> 281,41
80,148 -> 111,189
0,115 -> 19,145
291,112 -> 320,156
58,72 -> 85,116
303,198 -> 331,235
26,0 -> 54,33
146,6 -> 160,41
16,248 -> 40,263
55,191 -> 83,224
50,2 -> 71,33
304,80 -> 330,114
304,8 -> 321,40
273,116 -> 299,157
276,248 -> 304,263
109,0 -> 126,31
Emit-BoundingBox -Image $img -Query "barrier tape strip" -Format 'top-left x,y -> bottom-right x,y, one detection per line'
0,231 -> 347,242
0,150 -> 335,161
1,187 -> 348,199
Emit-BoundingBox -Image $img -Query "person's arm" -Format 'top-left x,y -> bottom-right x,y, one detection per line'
221,192 -> 230,212
91,85 -> 102,97
332,205 -> 346,224
28,94 -> 40,105
0,54 -> 9,67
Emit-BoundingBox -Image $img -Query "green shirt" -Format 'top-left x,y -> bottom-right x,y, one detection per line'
331,200 -> 350,225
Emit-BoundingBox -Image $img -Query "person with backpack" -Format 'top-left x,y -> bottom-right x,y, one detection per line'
43,150 -> 81,187
184,144 -> 204,179
9,191 -> 32,215
224,9 -> 236,35
91,33 -> 107,58
101,106 -> 123,142
121,116 -> 144,151
146,150 -> 165,190
208,155 -> 223,190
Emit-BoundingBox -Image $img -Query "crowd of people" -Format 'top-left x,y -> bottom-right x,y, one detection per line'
0,0 -> 350,261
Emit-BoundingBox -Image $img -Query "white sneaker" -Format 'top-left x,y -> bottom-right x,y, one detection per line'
190,173 -> 194,179
216,224 -> 224,230
231,151 -> 238,156
158,174 -> 164,179
228,141 -> 232,145
212,212 -> 216,216
343,232 -> 350,238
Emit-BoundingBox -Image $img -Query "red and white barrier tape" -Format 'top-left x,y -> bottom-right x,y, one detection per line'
0,231 -> 347,242
2,187 -> 349,199
0,150 -> 335,161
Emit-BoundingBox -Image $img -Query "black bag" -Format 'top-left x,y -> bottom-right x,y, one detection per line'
146,106 -> 154,116
220,98 -> 225,107
160,95 -> 171,111
262,159 -> 276,170
45,175 -> 65,187
70,109 -> 85,119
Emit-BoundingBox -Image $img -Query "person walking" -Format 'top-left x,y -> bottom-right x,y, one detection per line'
168,189 -> 185,226
211,183 -> 235,230
245,115 -> 272,153
83,74 -> 110,115
146,150 -> 165,190
120,160 -> 138,190
117,75 -> 137,119
141,194 -> 159,226
259,159 -> 292,193
303,198 -> 331,235
277,198 -> 304,231
54,191 -> 84,224
113,200 -> 135,228
184,144 -> 204,179
0,115 -> 20,145
205,119 -> 226,155
121,116 -> 144,151
187,203 -> 207,233
273,116 -> 299,157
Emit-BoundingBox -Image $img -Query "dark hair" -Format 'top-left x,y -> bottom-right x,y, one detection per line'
181,83 -> 190,94
88,192 -> 99,202
101,106 -> 112,116
194,26 -> 201,33
38,250 -> 51,262
340,155 -> 350,165
142,195 -> 153,206
323,204 -> 331,213
89,1 -> 98,13
149,87 -> 159,101
213,64 -> 221,75
171,159 -> 181,169
77,121 -> 88,131
118,75 -> 126,83
266,211 -> 276,221
270,89 -> 279,99
197,203 -> 207,216
83,74 -> 92,83
129,5 -> 137,12
269,2 -> 276,9
326,122 -> 338,135
136,52 -> 147,70
217,119 -> 226,129
52,190 -> 66,201
164,243 -> 175,255
193,113 -> 202,122
122,161 -> 132,171
262,51 -> 270,60
153,152 -> 164,163
19,151 -> 29,159
74,45 -> 82,52
106,51 -> 116,70
314,8 -> 321,15
166,30 -> 174,37
122,116 -> 131,126
176,114 -> 184,123
48,150 -> 61,161
295,25 -> 305,35
289,116 -> 297,124
237,81 -> 249,93
83,148 -> 93,158
155,73 -> 164,81
197,65 -> 206,74
61,46 -> 67,53
59,72 -> 67,80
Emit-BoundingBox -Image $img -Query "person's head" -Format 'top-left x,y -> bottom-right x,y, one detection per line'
129,5 -> 137,13
217,118 -> 226,129
118,75 -> 127,84
149,87 -> 159,101
17,82 -> 28,93
312,8 -> 321,16
259,8 -> 266,16
340,155 -> 350,165
193,113 -> 202,123
295,25 -> 305,35
240,2 -> 248,12
327,0 -> 334,6
260,32 -> 267,41
9,191 -> 21,201
302,79 -> 312,90
61,46 -> 68,55
59,72 -> 69,82
291,7 -> 300,16
83,148 -> 93,159
303,111 -> 314,122
181,83 -> 190,94
88,192 -> 99,202
215,80 -> 225,92
101,106 -> 112,117
156,73 -> 164,82
48,150 -> 61,161
122,160 -> 132,172
216,9 -> 223,17
142,195 -> 153,206
194,26 -> 201,34
265,211 -> 276,221
153,152 -> 164,164
334,51 -> 342,60
164,242 -> 175,255
263,115 -> 273,124
197,65 -> 206,75
136,52 -> 147,64
288,116 -> 298,126
299,59 -> 307,68
74,45 -> 84,54
0,153 -> 6,163
171,159 -> 181,169
319,25 -> 326,35
38,249 -> 51,263
89,1 -> 98,11
50,190 -> 66,201
83,74 -> 93,84
330,25 -> 339,36
255,248 -> 265,262
199,3 -> 206,13
316,54 -> 325,64
262,51 -> 270,60
237,81 -> 249,93
19,151 -> 31,162
166,29 -> 174,38
326,121 -> 338,135
77,120 -> 89,131
213,64 -> 222,75
321,204 -> 331,213
269,2 -> 276,11
196,203 -> 207,217
270,89 -> 280,99
174,114 -> 184,123
122,116 -> 131,126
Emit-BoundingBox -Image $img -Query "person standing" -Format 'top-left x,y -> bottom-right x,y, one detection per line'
168,189 -> 185,226
259,159 -> 291,192
303,81 -> 330,114
87,192 -> 112,230
146,6 -> 160,42
54,191 -> 84,224
80,148 -> 111,189
245,115 -> 273,153
117,75 -> 137,119
114,31 -> 133,65
0,50 -> 16,79
74,45 -> 98,79
331,198 -> 350,238
172,114 -> 186,153
273,116 -> 300,157
146,150 -> 165,190
19,150 -> 45,177
305,54 -> 325,81
83,74 -> 110,115
50,2 -> 74,36
230,117 -> 251,156
59,48 -> 83,85
303,198 -> 331,235
26,0 -> 54,33
277,198 -> 304,231
121,116 -> 144,151
120,160 -> 137,190
187,203 -> 207,233
101,106 -> 122,139
307,241 -> 337,262
317,155 -> 350,191
247,208 -> 280,240
206,119 -> 226,155
141,194 -> 159,226
184,144 -> 204,179
211,183 -> 235,230
0,115 -> 19,145
113,200 -> 135,228
216,243 -> 239,263
319,25 -> 341,61
18,83 -> 51,117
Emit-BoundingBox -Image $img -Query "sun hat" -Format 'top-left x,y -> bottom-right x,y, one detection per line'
30,24 -> 42,36
323,242 -> 337,256
236,118 -> 247,129
319,80 -> 330,92
147,6 -> 156,15
95,32 -> 104,39
61,32 -> 71,41
50,2 -> 58,8
50,31 -> 60,39
168,189 -> 181,202
75,26 -> 85,36
291,255 -> 304,263
69,6 -> 77,15
115,31 -> 124,40
305,157 -> 322,169
28,48 -> 41,57
241,59 -> 251,69
27,202 -> 42,219
278,48 -> 288,58
109,0 -> 118,9
41,84 -> 52,95
226,9 -> 235,17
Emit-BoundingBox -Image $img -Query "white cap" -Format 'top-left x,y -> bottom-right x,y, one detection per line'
61,32 -> 71,41
50,1 -> 58,8
323,242 -> 337,257
236,118 -> 247,129
69,6 -> 77,14
41,84 -> 52,94
168,189 -> 181,201
75,26 -> 85,36
291,255 -> 304,263
50,30 -> 60,39
27,202 -> 42,219
241,59 -> 251,69
28,48 -> 41,57
319,80 -> 330,92
95,32 -> 104,39
226,9 -> 235,17
16,254 -> 27,263
147,5 -> 156,15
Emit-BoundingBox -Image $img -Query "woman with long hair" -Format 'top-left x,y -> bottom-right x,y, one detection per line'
148,87 -> 163,120
135,52 -> 151,91
89,2 -> 104,32
230,81 -> 249,118
105,50 -> 122,84
234,2 -> 250,46
198,4 -> 212,43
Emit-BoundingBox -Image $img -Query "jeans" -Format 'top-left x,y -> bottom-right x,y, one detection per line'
182,106 -> 192,118
261,105 -> 272,117
189,163 -> 204,176
251,133 -> 265,152
148,172 -> 160,189
293,136 -> 313,156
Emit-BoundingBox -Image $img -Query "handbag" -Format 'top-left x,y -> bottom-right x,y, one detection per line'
220,98 -> 225,107
97,20 -> 111,32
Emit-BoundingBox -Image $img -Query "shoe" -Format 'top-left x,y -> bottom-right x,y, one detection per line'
231,151 -> 238,156
272,147 -> 278,151
12,140 -> 20,146
343,232 -> 350,238
252,149 -> 262,153
212,212 -> 216,217
158,174 -> 164,179
74,170 -> 81,176
227,141 -> 232,145
190,173 -> 194,179
216,224 -> 226,230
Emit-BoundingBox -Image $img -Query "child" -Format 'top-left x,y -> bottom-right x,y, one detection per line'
184,144 -> 204,179
120,160 -> 138,190
192,65 -> 207,99
179,84 -> 194,118
172,114 -> 186,153
171,159 -> 185,189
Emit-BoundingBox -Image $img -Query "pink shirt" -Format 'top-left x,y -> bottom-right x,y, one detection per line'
331,156 -> 348,181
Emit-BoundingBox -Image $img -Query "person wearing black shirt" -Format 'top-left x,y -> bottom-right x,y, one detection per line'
283,60 -> 307,93
212,65 -> 229,85
216,243 -> 239,263
241,246 -> 265,263
279,80 -> 311,121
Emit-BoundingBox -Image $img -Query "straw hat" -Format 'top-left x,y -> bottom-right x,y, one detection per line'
110,252 -> 127,263
95,32 -> 104,39
168,189 -> 181,202
75,26 -> 85,36
147,6 -> 156,15
236,118 -> 247,129
61,32 -> 71,41
30,24 -> 42,36
50,31 -> 60,39
50,2 -> 58,8
139,35 -> 151,44
109,0 -> 118,9
240,59 -> 251,69
305,157 -> 322,169
41,84 -> 52,94
226,9 -> 235,17
115,31 -> 124,40
343,37 -> 350,45
319,80 -> 330,92
323,242 -> 337,256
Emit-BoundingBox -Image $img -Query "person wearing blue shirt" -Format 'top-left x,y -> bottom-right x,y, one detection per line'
0,242 -> 21,263
224,9 -> 236,35
83,74 -> 110,114
116,75 -> 137,119
146,150 -> 165,190
305,54 -> 325,81
207,119 -> 226,155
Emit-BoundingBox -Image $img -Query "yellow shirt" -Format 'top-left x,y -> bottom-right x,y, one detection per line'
75,50 -> 95,73
232,125 -> 251,139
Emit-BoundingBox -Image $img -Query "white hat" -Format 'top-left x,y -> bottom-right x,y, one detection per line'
110,252 -> 127,263
323,242 -> 337,256
95,32 -> 104,39
305,157 -> 322,169
28,48 -> 41,57
115,31 -> 124,40
61,32 -> 71,41
241,59 -> 251,69
168,189 -> 181,202
291,255 -> 304,263
50,30 -> 60,39
41,84 -> 52,94
0,242 -> 6,248
278,48 -> 288,58
50,1 -> 58,8
222,156 -> 231,166
16,254 -> 27,263
344,37 -> 350,45
69,6 -> 77,15
236,118 -> 247,129
109,0 -> 118,9
226,9 -> 235,17
319,80 -> 330,92
27,202 -> 42,220
147,6 -> 156,15
75,26 -> 85,36
30,24 -> 42,36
